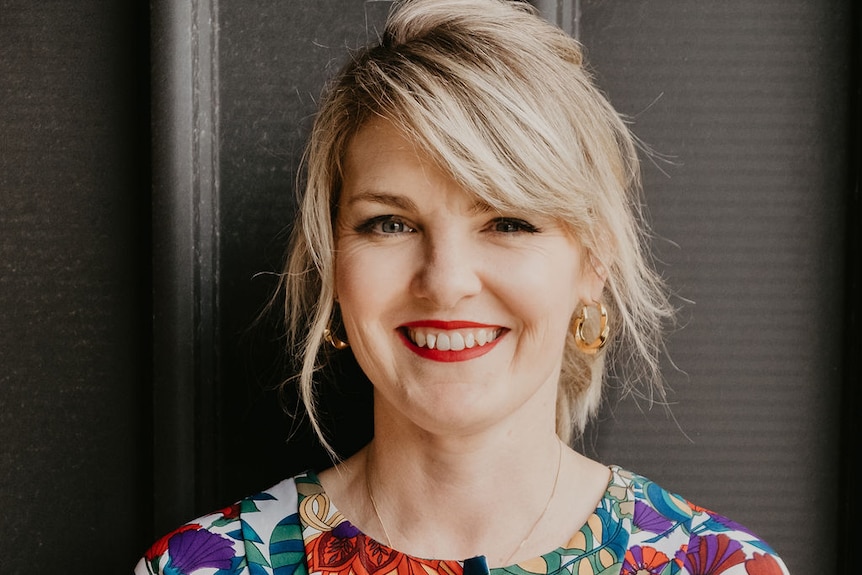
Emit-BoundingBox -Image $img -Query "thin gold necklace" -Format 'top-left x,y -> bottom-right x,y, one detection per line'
366,453 -> 394,547
365,440 -> 564,566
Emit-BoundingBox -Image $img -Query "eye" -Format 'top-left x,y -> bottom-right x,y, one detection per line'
489,217 -> 540,234
355,215 -> 415,235
380,218 -> 409,233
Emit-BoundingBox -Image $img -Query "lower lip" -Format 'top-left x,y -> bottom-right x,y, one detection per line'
397,330 -> 504,362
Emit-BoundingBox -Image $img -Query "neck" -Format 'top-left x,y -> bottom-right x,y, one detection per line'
369,424 -> 559,493
361,418 -> 567,565
319,388 -> 610,567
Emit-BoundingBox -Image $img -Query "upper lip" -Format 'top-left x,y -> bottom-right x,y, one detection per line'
400,320 -> 501,330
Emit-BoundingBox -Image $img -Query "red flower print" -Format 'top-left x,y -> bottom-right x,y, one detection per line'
388,553 -> 464,575
144,523 -> 200,562
306,521 -> 462,575
217,503 -> 241,520
676,534 -> 746,574
622,546 -> 670,575
745,553 -> 784,575
307,523 -> 400,575
689,502 -> 708,514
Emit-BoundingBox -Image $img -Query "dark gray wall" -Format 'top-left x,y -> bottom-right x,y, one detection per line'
0,0 -> 151,572
577,3 -> 849,574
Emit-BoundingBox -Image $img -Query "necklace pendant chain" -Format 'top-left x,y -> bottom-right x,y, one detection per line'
366,450 -> 394,547
502,439 -> 563,566
365,440 -> 564,567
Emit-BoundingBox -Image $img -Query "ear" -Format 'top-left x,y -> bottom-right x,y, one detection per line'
583,251 -> 607,303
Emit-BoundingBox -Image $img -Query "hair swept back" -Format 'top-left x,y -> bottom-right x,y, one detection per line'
281,0 -> 674,454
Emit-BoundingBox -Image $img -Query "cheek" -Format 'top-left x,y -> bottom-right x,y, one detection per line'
499,249 -> 585,320
334,249 -> 372,324
334,237 -> 375,292
333,246 -> 413,389
334,244 -> 408,330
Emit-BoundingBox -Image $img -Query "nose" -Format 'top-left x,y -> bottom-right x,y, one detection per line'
410,230 -> 483,308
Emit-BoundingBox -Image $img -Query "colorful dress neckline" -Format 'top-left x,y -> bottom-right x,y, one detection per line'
135,464 -> 791,575
295,466 -> 635,575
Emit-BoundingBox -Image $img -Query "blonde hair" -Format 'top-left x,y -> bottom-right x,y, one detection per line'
282,0 -> 673,451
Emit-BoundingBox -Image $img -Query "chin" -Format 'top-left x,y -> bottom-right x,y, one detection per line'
395,392 -> 522,438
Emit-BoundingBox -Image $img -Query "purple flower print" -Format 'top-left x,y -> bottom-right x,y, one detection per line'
166,528 -> 234,574
633,500 -> 673,534
676,534 -> 746,574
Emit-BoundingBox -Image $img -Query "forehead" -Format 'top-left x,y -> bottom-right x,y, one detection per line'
341,119 -> 462,201
343,119 -> 433,177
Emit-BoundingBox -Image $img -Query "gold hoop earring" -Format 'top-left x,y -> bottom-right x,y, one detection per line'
573,302 -> 609,354
323,327 -> 349,350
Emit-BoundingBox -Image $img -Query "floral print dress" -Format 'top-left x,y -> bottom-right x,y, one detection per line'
134,466 -> 789,575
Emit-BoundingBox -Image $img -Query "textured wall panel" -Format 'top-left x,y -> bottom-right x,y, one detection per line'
578,3 -> 848,573
0,1 -> 151,571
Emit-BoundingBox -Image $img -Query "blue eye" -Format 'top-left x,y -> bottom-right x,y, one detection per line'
491,218 -> 539,233
355,215 -> 415,235
380,219 -> 408,233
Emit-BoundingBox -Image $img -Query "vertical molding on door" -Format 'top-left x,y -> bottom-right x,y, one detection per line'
838,5 -> 861,572
150,0 -> 220,534
529,0 -> 580,39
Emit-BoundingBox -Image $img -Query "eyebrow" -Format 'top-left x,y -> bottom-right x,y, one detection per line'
469,201 -> 495,215
344,191 -> 419,212
344,189 -> 497,215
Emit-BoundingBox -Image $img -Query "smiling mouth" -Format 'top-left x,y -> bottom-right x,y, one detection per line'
404,327 -> 503,351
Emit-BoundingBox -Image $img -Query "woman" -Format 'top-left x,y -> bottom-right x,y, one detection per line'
136,1 -> 790,574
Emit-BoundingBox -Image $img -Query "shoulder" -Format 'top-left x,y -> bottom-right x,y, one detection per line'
133,474 -> 309,575
608,466 -> 790,575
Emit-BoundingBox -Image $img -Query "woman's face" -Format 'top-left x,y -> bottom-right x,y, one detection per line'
334,120 -> 603,438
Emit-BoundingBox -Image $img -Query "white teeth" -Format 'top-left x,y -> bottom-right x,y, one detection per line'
436,333 -> 451,351
476,330 -> 488,346
450,332 -> 465,351
407,327 -> 500,351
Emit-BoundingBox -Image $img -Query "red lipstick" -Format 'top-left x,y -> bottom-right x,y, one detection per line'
398,321 -> 505,363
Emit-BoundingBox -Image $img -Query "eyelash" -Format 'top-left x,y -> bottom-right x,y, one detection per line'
489,218 -> 540,234
353,215 -> 540,235
354,215 -> 415,235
